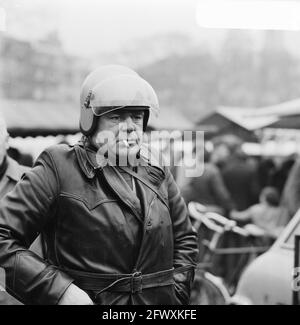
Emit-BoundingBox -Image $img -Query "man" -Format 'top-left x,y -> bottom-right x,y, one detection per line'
0,65 -> 198,305
181,148 -> 234,215
0,114 -> 28,305
221,144 -> 260,211
0,115 -> 29,198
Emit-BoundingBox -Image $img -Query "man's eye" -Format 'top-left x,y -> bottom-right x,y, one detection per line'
110,116 -> 120,121
133,114 -> 143,120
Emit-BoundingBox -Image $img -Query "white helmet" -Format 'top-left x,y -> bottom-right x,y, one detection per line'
80,65 -> 159,135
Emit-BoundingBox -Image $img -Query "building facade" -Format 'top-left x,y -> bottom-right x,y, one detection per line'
0,32 -> 89,103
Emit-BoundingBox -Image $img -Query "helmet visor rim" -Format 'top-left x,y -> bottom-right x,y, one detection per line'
91,105 -> 158,117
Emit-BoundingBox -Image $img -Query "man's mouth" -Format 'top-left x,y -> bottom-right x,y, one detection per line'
120,139 -> 138,147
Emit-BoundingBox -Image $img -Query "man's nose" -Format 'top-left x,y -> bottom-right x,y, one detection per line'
122,116 -> 135,132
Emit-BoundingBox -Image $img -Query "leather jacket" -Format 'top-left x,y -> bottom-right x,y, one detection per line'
0,142 -> 198,305
0,157 -> 29,305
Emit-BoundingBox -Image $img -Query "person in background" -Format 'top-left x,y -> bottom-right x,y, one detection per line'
211,142 -> 231,171
0,114 -> 29,305
221,144 -> 260,211
182,149 -> 234,216
0,115 -> 29,205
270,155 -> 296,196
231,187 -> 286,239
257,158 -> 276,190
211,137 -> 259,285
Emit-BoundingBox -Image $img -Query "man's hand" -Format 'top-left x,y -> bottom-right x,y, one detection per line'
58,284 -> 94,305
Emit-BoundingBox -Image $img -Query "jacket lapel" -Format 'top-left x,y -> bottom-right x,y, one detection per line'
130,166 -> 168,270
101,166 -> 144,224
120,165 -> 169,211
74,142 -> 167,225
73,141 -> 171,271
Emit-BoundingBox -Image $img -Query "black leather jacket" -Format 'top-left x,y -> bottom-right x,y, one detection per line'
0,143 -> 198,305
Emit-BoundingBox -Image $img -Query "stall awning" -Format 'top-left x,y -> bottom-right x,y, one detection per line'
0,99 -> 195,137
197,107 -> 278,131
0,99 -> 80,137
256,98 -> 300,129
268,115 -> 300,129
196,106 -> 278,141
147,106 -> 194,131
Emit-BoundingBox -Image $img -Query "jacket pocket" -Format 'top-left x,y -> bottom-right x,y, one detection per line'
60,192 -> 117,210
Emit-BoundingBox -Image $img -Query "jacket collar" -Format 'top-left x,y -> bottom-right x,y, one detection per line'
74,140 -> 166,184
74,141 -> 100,179
74,140 -> 167,225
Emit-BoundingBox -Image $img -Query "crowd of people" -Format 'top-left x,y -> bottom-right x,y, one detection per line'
177,136 -> 299,238
170,135 -> 300,287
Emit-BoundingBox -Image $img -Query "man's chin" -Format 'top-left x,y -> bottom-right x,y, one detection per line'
110,147 -> 140,166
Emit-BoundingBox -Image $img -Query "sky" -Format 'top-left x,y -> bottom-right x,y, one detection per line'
1,0 -> 300,57
0,0 -> 204,56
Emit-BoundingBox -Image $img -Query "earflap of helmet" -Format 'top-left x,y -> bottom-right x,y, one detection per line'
80,89 -> 98,136
80,112 -> 98,136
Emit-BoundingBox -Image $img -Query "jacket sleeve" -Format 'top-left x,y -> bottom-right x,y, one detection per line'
0,150 -> 74,305
166,168 -> 198,304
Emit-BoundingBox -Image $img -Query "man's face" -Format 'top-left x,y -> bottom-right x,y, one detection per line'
91,108 -> 145,164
